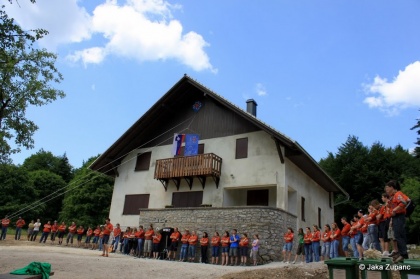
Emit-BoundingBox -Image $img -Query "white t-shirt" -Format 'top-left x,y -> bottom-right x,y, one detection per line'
33,222 -> 41,231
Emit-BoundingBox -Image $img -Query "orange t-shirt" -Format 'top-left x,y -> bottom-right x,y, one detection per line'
153,234 -> 162,244
239,237 -> 249,247
94,228 -> 101,236
103,223 -> 113,236
86,229 -> 93,237
341,223 -> 351,236
322,230 -> 331,242
391,191 -> 408,215
304,232 -> 312,244
43,224 -> 51,233
367,210 -> 379,225
58,225 -> 66,232
77,228 -> 84,235
51,224 -> 58,232
113,227 -> 121,237
331,228 -> 341,240
170,231 -> 181,242
16,219 -> 25,228
69,225 -> 77,234
188,235 -> 198,246
1,219 -> 10,227
137,230 -> 145,239
359,218 -> 368,233
221,236 -> 230,247
211,236 -> 220,246
200,237 -> 209,246
181,234 -> 190,244
144,229 -> 154,240
284,232 -> 294,243
311,231 -> 320,242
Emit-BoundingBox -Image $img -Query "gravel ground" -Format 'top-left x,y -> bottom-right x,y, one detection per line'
0,239 -> 328,279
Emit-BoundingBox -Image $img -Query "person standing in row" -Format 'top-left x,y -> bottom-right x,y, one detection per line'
39,221 -> 51,243
239,233 -> 249,266
144,224 -> 154,258
57,222 -> 66,245
0,215 -> 10,240
85,227 -> 93,248
136,225 -> 145,257
329,222 -> 341,259
27,220 -> 34,241
220,231 -> 230,266
311,225 -> 321,262
229,229 -> 240,266
179,229 -> 190,262
66,222 -> 77,246
321,225 -> 331,261
152,231 -> 162,259
50,221 -> 58,245
303,227 -> 312,263
91,225 -> 101,250
341,217 -> 351,257
282,227 -> 294,263
102,218 -> 113,257
168,227 -> 181,261
251,234 -> 260,266
200,232 -> 209,264
349,220 -> 358,258
211,231 -> 220,265
112,223 -> 121,253
77,225 -> 84,248
30,219 -> 41,241
293,228 -> 305,264
15,217 -> 25,240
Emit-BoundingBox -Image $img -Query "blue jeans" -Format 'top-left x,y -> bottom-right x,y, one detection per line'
15,227 -> 22,240
137,238 -> 144,256
188,245 -> 196,258
311,241 -> 320,262
392,214 -> 408,257
304,243 -> 312,263
350,237 -> 359,258
212,246 -> 219,257
180,244 -> 188,260
1,227 -> 8,240
283,242 -> 293,252
39,232 -> 49,243
342,236 -> 350,252
321,242 -> 330,259
362,233 -> 370,250
123,238 -> 130,254
368,225 -> 381,251
330,240 -> 339,258
112,235 -> 120,251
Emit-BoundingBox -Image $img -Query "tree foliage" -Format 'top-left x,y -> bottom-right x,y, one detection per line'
23,149 -> 74,182
411,111 -> 420,158
319,135 -> 420,221
401,178 -> 420,244
0,6 -> 64,163
59,156 -> 114,228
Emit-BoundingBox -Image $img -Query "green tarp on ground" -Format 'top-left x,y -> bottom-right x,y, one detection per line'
10,262 -> 51,279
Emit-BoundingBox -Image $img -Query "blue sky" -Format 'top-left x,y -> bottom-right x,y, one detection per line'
5,0 -> 420,168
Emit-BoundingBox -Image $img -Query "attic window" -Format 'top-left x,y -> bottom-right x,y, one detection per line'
235,138 -> 248,159
135,152 -> 151,171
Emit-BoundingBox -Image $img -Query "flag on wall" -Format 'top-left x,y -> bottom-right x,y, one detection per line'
172,133 -> 185,156
184,134 -> 200,156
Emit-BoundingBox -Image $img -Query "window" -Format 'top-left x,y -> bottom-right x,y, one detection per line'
172,191 -> 203,207
123,194 -> 150,215
175,144 -> 205,157
301,197 -> 305,221
247,189 -> 269,206
135,152 -> 151,171
318,207 -> 321,228
329,192 -> 333,208
235,138 -> 248,159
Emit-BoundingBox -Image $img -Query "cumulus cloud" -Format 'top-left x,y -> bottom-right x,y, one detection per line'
5,0 -> 215,72
4,0 -> 91,50
256,83 -> 267,96
363,61 -> 420,115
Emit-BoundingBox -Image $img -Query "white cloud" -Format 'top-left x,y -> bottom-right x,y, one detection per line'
256,83 -> 267,96
363,61 -> 420,115
4,0 -> 91,50
5,0 -> 215,72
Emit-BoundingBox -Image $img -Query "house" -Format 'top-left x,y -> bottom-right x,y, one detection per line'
90,74 -> 348,261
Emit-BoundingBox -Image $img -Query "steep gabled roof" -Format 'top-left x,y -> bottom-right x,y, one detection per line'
90,75 -> 348,196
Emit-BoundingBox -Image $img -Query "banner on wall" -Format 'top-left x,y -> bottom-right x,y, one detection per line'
184,134 -> 200,156
172,133 -> 185,156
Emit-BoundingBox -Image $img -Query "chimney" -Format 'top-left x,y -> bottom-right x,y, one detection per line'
246,99 -> 257,117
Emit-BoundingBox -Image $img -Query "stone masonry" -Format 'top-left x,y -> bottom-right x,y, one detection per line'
138,206 -> 297,262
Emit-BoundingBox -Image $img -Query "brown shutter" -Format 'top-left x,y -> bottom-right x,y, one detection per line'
172,191 -> 203,207
123,194 -> 150,215
236,138 -> 248,159
135,152 -> 152,171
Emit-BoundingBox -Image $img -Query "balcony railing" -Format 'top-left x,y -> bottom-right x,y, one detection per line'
154,153 -> 222,191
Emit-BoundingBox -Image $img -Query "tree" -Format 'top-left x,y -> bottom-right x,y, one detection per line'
401,178 -> 420,244
59,156 -> 114,227
22,149 -> 74,182
411,111 -> 420,158
0,164 -> 38,220
0,6 -> 64,163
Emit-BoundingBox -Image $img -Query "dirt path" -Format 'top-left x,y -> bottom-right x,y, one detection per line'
0,240 -> 328,279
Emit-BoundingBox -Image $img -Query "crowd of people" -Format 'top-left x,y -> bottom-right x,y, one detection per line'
280,180 -> 411,264
1,180 -> 411,265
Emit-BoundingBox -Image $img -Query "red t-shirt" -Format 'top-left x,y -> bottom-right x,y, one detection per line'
221,236 -> 230,247
153,234 -> 162,244
331,228 -> 341,240
43,224 -> 51,233
239,237 -> 249,247
1,219 -> 10,227
77,228 -> 84,235
103,223 -> 113,236
94,228 -> 101,236
322,230 -> 331,242
304,232 -> 312,244
211,236 -> 220,247
16,219 -> 25,228
284,232 -> 294,243
144,229 -> 154,240
188,235 -> 198,246
311,231 -> 320,242
170,231 -> 181,242
181,234 -> 190,244
69,225 -> 77,234
86,229 -> 93,237
51,224 -> 58,232
200,237 -> 209,246
341,223 -> 351,236
58,225 -> 66,232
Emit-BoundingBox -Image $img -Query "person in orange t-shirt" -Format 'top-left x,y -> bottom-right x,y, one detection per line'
188,230 -> 198,262
85,227 -> 93,248
311,225 -> 321,262
367,201 -> 382,252
91,225 -> 101,250
179,229 -> 190,262
239,233 -> 249,266
15,217 -> 25,240
200,231 -> 209,264
152,231 -> 162,259
303,227 -> 312,263
1,215 -> 10,240
329,222 -> 341,259
144,224 -> 154,258
111,223 -> 121,253
282,227 -> 294,263
66,222 -> 77,246
57,222 -> 66,245
321,224 -> 331,261
136,225 -> 145,258
39,221 -> 52,243
380,193 -> 392,256
340,217 -> 351,257
220,231 -> 230,266
50,221 -> 58,244
168,227 -> 181,260
102,218 -> 113,257
77,226 -> 85,247
211,231 -> 221,265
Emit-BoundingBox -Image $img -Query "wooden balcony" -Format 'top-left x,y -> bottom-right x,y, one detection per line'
154,153 -> 222,191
